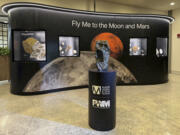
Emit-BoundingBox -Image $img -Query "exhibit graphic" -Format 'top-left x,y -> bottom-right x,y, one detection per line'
13,31 -> 46,61
24,51 -> 137,92
59,36 -> 79,56
2,3 -> 173,94
156,38 -> 168,57
129,38 -> 147,56
91,33 -> 124,59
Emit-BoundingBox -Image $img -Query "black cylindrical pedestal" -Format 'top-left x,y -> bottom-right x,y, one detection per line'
88,70 -> 116,131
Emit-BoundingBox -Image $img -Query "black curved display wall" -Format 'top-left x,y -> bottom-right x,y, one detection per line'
2,3 -> 174,94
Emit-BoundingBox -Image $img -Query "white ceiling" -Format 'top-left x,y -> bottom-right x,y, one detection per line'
103,0 -> 180,11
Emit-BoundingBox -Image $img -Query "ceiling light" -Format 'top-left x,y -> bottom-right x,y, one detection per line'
170,2 -> 175,6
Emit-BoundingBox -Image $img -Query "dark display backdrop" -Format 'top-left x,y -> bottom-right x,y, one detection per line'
4,3 -> 172,94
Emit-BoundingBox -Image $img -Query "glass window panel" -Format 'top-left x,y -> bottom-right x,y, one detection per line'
0,22 -> 8,48
4,41 -> 7,45
3,37 -> 7,40
3,24 -> 7,27
3,32 -> 7,36
3,28 -> 7,32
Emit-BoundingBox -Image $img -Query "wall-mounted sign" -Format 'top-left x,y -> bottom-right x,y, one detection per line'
177,34 -> 180,38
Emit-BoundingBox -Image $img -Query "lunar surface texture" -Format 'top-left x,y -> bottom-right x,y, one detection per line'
24,51 -> 137,92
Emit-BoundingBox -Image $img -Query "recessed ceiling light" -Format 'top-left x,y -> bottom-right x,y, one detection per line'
170,2 -> 175,6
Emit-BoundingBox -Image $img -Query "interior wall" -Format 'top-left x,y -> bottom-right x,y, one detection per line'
0,0 -> 168,15
171,8 -> 180,74
168,10 -> 173,73
96,0 -> 168,15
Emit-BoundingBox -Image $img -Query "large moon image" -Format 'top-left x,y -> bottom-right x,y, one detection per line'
23,51 -> 137,92
91,32 -> 124,59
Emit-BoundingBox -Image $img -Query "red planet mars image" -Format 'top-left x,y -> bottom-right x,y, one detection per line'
91,32 -> 124,59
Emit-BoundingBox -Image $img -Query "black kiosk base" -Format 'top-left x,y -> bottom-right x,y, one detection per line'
88,70 -> 116,131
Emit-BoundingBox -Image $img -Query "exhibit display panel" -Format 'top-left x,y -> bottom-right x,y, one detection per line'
13,31 -> 46,61
156,37 -> 168,57
2,3 -> 174,94
129,38 -> 147,56
59,36 -> 79,57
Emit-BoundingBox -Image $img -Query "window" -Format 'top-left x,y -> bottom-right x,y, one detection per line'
0,23 -> 8,48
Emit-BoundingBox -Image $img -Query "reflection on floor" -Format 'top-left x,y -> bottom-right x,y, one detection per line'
0,74 -> 180,135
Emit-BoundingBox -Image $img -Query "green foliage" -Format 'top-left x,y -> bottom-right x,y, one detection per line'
0,47 -> 10,56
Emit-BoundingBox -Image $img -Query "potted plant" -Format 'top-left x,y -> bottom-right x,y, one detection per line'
0,47 -> 10,81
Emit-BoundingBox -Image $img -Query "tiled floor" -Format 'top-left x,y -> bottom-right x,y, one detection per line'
0,74 -> 180,135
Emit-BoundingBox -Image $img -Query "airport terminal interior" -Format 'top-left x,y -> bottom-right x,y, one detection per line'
0,0 -> 180,134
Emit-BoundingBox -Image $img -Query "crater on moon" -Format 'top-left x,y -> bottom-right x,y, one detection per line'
24,51 -> 137,92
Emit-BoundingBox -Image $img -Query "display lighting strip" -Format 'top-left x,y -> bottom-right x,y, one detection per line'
2,3 -> 175,23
